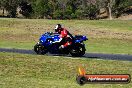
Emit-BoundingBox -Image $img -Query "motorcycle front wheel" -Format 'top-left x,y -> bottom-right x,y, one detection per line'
34,43 -> 47,55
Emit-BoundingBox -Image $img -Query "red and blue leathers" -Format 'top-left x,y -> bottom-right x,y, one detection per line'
58,28 -> 72,48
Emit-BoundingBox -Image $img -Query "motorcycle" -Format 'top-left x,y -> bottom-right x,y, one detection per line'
34,32 -> 88,57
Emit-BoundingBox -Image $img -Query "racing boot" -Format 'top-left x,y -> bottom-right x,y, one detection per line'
59,45 -> 65,50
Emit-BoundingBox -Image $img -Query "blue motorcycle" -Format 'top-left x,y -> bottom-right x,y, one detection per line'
34,32 -> 88,57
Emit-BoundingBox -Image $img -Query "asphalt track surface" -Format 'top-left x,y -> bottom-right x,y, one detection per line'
0,48 -> 132,61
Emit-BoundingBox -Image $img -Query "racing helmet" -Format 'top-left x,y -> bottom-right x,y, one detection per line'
55,24 -> 62,32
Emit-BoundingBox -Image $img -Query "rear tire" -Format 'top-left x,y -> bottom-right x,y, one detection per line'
34,43 -> 47,55
70,44 -> 85,57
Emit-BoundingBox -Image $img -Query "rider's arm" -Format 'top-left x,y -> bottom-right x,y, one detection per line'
60,29 -> 68,38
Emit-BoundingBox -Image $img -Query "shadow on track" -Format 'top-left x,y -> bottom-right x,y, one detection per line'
0,48 -> 132,61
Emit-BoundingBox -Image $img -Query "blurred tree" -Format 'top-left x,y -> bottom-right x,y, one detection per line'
75,9 -> 83,19
19,1 -> 33,18
0,0 -> 131,19
4,0 -> 20,18
53,9 -> 63,19
77,0 -> 100,19
64,5 -> 73,19
32,0 -> 49,18
113,0 -> 132,17
0,0 -> 10,16
107,0 -> 114,20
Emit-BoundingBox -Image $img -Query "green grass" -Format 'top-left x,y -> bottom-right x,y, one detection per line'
0,52 -> 132,88
87,38 -> 132,54
85,20 -> 132,31
0,19 -> 132,88
0,18 -> 131,31
0,18 -> 132,54
0,41 -> 35,49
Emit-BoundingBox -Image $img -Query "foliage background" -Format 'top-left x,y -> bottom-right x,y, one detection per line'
0,0 -> 132,19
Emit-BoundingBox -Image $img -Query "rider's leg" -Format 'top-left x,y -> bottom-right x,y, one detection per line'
59,37 -> 72,49
60,41 -> 72,49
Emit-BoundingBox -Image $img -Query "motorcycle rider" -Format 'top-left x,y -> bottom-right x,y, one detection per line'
54,24 -> 73,49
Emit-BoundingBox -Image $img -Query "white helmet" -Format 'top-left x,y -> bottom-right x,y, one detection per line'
55,24 -> 62,32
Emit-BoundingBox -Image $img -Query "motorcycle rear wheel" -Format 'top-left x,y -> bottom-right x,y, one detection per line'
70,44 -> 85,57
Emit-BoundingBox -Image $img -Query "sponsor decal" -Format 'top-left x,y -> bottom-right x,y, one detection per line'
76,66 -> 131,85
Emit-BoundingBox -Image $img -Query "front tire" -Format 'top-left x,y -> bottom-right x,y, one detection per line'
70,44 -> 86,57
34,43 -> 47,55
